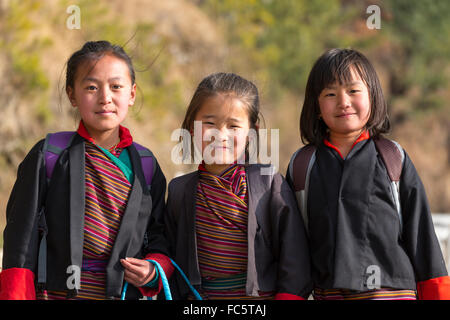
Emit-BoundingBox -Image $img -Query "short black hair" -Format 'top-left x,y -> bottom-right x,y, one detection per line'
300,48 -> 390,146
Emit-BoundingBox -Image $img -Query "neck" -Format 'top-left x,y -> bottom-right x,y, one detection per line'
203,163 -> 233,176
328,130 -> 364,158
87,126 -> 120,150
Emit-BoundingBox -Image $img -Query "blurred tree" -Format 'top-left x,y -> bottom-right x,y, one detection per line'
201,0 -> 368,97
384,0 -> 450,114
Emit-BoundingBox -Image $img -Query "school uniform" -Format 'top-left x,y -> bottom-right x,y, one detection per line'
0,122 -> 173,299
286,132 -> 450,299
164,163 -> 313,300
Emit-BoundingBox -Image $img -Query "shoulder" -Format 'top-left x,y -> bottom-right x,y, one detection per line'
168,170 -> 198,191
286,144 -> 317,184
130,141 -> 156,157
22,138 -> 46,162
372,137 -> 406,172
246,164 -> 290,193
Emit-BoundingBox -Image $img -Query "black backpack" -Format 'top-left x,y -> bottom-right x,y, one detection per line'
288,137 -> 404,234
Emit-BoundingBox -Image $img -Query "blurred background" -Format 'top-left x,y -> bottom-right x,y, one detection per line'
0,0 -> 449,267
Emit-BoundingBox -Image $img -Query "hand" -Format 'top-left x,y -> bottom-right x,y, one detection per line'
120,257 -> 155,287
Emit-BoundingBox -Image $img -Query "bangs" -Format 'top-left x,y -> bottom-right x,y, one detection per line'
315,53 -> 369,94
300,48 -> 390,146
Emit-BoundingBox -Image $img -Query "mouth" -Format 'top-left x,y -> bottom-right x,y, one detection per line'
336,113 -> 356,118
96,110 -> 116,115
208,144 -> 232,151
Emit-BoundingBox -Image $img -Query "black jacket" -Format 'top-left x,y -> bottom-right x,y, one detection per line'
164,164 -> 313,299
2,134 -> 169,299
287,138 -> 448,291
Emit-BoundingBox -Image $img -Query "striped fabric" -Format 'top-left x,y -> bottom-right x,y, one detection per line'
195,164 -> 274,300
313,287 -> 417,300
37,142 -> 131,300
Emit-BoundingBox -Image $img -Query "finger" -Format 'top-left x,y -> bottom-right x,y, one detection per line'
123,257 -> 147,266
122,259 -> 154,282
122,261 -> 146,278
124,273 -> 140,287
124,270 -> 152,287
123,266 -> 155,287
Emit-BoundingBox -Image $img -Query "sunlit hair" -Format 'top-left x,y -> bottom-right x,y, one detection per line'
65,40 -> 135,94
181,72 -> 261,161
300,48 -> 390,146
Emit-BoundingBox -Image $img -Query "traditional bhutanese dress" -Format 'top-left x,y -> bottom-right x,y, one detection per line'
313,287 -> 417,300
37,125 -> 133,300
194,164 -> 274,300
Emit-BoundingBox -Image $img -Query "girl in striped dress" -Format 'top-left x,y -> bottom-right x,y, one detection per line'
165,73 -> 312,300
0,41 -> 173,300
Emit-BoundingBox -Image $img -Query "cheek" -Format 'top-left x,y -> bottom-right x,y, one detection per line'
233,129 -> 249,151
318,99 -> 331,116
197,127 -> 210,151
359,97 -> 371,120
318,102 -> 334,124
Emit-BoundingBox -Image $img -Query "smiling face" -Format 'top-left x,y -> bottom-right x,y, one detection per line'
193,93 -> 251,172
67,54 -> 136,139
318,67 -> 371,139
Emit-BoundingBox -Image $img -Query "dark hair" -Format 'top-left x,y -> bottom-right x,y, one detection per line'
65,40 -> 135,93
300,48 -> 390,146
181,72 -> 261,161
182,72 -> 260,132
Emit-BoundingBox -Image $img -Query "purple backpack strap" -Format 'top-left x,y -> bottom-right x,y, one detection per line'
38,131 -> 75,287
132,142 -> 155,191
43,131 -> 77,181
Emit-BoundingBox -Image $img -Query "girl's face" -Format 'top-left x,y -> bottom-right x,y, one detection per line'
194,94 -> 251,171
318,67 -> 371,139
67,54 -> 136,139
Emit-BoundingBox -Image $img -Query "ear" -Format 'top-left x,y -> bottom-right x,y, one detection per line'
129,83 -> 137,107
67,87 -> 77,107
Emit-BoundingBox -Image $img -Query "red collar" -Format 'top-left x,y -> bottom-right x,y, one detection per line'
198,161 -> 239,174
76,121 -> 133,148
323,130 -> 370,159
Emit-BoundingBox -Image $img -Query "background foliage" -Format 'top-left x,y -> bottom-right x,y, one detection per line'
1,0 -> 449,247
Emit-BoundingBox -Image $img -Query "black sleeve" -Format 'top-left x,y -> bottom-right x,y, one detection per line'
400,151 -> 448,281
163,180 -> 177,258
271,173 -> 313,298
2,140 -> 47,271
142,158 -> 170,257
161,180 -> 184,299
285,160 -> 295,191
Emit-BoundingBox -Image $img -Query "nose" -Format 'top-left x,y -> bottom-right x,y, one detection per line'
337,92 -> 351,109
99,87 -> 112,105
217,126 -> 229,142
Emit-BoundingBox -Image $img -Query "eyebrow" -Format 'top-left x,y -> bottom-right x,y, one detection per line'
82,76 -> 124,82
201,115 -> 242,122
325,81 -> 363,89
201,115 -> 216,120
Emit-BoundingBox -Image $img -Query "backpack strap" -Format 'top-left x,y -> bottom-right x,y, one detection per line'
373,137 -> 403,182
373,137 -> 405,230
132,142 -> 156,191
289,145 -> 317,235
37,131 -> 76,288
43,131 -> 77,182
